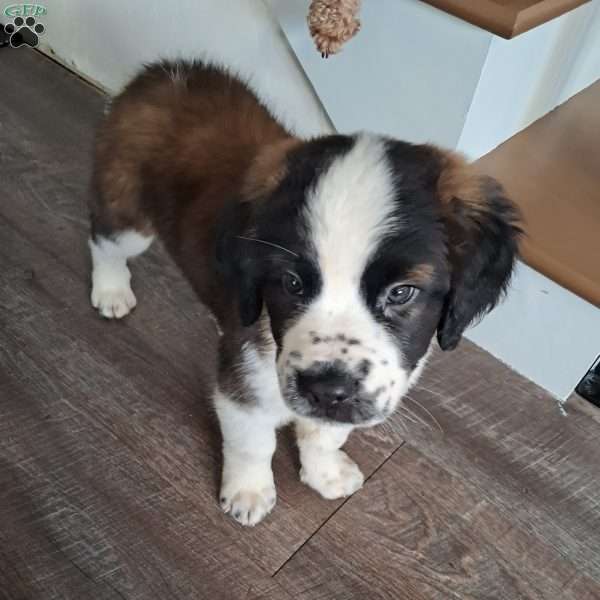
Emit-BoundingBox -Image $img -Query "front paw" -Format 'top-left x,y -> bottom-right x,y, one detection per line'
91,285 -> 137,319
300,450 -> 364,500
220,483 -> 277,527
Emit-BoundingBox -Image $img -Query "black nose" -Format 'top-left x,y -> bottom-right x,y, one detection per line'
297,370 -> 356,409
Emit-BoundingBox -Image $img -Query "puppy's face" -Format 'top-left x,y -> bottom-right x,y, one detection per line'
221,134 -> 520,426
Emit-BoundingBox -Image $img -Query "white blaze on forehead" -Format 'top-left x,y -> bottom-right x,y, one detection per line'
279,133 -> 409,412
304,134 -> 397,299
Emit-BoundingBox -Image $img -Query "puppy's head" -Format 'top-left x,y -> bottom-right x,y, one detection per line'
218,134 -> 521,425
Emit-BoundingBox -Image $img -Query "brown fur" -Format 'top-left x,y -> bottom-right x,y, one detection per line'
429,147 -> 522,262
90,62 -> 298,328
434,149 -> 485,208
431,146 -> 522,236
405,263 -> 435,285
242,138 -> 302,200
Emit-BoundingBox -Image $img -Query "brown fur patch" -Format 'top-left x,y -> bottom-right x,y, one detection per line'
89,60 -> 295,329
405,263 -> 435,285
242,137 -> 301,200
435,149 -> 485,210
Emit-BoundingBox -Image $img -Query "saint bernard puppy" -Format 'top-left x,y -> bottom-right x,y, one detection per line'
89,60 -> 521,526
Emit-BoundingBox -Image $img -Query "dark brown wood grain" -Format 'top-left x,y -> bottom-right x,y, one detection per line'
1,47 -> 599,600
276,443 -> 600,599
0,380 -> 293,600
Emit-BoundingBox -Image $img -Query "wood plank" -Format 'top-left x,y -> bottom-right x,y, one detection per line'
275,345 -> 600,598
405,346 -> 600,578
0,378 -> 293,600
275,443 -> 600,599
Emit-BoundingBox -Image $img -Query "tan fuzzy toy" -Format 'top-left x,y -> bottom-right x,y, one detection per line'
307,0 -> 362,58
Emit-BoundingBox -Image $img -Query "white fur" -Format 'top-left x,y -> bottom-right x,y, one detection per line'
215,340 -> 365,525
89,231 -> 153,319
408,345 -> 433,388
215,389 -> 278,527
161,61 -> 187,86
238,341 -> 293,425
307,134 -> 399,282
278,135 -> 410,418
296,419 -> 363,499
215,342 -> 293,526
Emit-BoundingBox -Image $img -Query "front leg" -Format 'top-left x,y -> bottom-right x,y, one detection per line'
215,390 -> 277,526
295,420 -> 364,500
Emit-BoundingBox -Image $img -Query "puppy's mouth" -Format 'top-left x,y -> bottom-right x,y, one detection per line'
279,360 -> 386,425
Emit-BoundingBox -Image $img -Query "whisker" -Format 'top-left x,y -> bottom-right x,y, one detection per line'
265,256 -> 299,267
404,395 -> 444,434
413,384 -> 448,401
397,404 -> 428,428
235,236 -> 299,258
376,420 -> 391,436
391,417 -> 409,434
377,417 -> 407,437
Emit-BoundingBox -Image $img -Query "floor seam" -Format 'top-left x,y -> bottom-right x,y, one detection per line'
271,439 -> 408,578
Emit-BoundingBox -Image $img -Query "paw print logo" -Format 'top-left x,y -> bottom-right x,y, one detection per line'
3,16 -> 45,48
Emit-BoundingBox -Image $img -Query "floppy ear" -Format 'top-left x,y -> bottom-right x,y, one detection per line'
435,151 -> 522,351
215,200 -> 263,327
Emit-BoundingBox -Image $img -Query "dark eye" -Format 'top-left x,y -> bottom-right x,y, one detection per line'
282,271 -> 304,296
386,284 -> 417,306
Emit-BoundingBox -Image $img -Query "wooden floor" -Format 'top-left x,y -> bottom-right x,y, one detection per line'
1,49 -> 600,600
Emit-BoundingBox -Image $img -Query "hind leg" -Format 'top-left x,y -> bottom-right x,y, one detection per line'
89,229 -> 153,319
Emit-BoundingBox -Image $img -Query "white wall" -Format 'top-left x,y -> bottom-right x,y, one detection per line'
558,1 -> 600,104
271,0 -> 600,158
457,0 -> 600,159
466,264 -> 600,400
38,0 -> 331,138
39,0 -> 600,149
269,0 -> 492,148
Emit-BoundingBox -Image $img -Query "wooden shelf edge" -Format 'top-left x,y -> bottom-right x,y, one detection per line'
419,0 -> 592,39
521,243 -> 600,309
512,0 -> 591,37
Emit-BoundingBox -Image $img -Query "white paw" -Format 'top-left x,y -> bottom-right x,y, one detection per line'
300,450 -> 364,500
220,484 -> 277,527
91,285 -> 137,319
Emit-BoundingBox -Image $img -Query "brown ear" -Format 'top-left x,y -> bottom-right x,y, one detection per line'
434,150 -> 522,351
